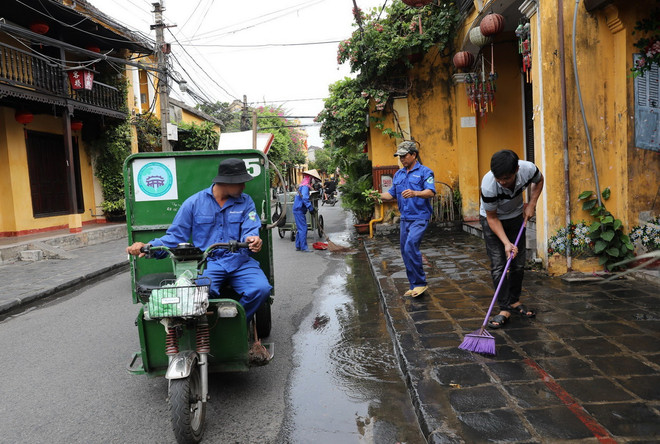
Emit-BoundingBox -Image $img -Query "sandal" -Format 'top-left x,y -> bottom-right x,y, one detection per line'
403,289 -> 414,297
410,286 -> 428,298
508,304 -> 536,318
487,314 -> 509,329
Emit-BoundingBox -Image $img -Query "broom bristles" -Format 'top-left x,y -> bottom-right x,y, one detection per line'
458,328 -> 496,355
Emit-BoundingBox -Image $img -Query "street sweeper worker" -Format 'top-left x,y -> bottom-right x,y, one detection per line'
293,169 -> 321,252
377,141 -> 436,298
126,158 -> 272,322
480,149 -> 544,329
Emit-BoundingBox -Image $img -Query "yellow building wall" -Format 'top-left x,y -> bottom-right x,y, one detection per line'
0,107 -> 98,236
537,1 -> 659,250
475,36 -> 525,181
361,1 -> 658,272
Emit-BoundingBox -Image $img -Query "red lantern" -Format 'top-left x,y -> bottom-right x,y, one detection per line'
453,51 -> 475,69
71,120 -> 83,131
15,110 -> 34,125
402,0 -> 432,7
67,68 -> 94,91
86,45 -> 101,53
480,13 -> 505,37
29,22 -> 50,34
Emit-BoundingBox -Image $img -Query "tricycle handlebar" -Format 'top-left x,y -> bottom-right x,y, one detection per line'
139,241 -> 249,259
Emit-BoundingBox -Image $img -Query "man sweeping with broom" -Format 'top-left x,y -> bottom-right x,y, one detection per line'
460,149 -> 543,355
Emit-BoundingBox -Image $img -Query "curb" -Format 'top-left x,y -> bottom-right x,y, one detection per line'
0,260 -> 129,316
362,239 -> 444,443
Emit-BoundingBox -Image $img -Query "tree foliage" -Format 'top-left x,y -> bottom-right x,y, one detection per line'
316,77 -> 369,155
254,106 -> 307,168
173,121 -> 220,151
308,147 -> 333,174
88,119 -> 132,213
196,101 -> 242,132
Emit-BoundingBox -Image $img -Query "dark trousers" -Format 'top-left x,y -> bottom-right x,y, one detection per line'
480,215 -> 526,311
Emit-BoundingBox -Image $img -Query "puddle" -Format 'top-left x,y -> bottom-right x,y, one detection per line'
283,251 -> 425,443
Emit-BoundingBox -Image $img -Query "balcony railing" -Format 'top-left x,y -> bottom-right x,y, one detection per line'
0,42 -> 125,113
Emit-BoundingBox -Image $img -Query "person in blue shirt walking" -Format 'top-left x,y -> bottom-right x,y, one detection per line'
126,158 -> 272,322
293,169 -> 321,252
378,141 -> 436,297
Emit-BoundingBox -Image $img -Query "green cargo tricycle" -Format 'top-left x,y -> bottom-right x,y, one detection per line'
124,151 -> 274,444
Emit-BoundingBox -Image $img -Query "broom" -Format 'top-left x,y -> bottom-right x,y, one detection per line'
458,220 -> 527,355
313,211 -> 353,253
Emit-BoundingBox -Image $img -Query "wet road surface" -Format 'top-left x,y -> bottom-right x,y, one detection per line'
280,223 -> 425,442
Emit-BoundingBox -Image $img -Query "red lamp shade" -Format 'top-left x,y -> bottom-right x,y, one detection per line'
453,51 -> 475,69
71,120 -> 83,131
480,13 -> 505,37
402,0 -> 432,7
29,22 -> 50,34
15,110 -> 34,125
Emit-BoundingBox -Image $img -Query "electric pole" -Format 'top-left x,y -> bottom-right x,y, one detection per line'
152,1 -> 173,151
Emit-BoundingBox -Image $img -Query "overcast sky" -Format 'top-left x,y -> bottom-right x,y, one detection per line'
86,0 -> 387,146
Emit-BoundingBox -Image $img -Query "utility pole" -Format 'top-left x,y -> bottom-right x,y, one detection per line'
240,95 -> 250,131
152,1 -> 172,151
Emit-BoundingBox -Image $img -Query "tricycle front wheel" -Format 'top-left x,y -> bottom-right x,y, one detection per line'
170,368 -> 206,444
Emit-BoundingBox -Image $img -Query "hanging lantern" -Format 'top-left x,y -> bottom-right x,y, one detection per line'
453,51 -> 475,70
15,110 -> 34,125
401,0 -> 432,7
67,68 -> 94,91
469,27 -> 492,48
480,13 -> 505,37
71,120 -> 83,131
86,45 -> 101,53
29,21 -> 50,34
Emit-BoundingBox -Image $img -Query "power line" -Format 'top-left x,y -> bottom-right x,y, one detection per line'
175,40 -> 341,48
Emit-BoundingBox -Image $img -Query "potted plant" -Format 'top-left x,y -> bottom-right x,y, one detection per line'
101,198 -> 126,222
338,154 -> 374,231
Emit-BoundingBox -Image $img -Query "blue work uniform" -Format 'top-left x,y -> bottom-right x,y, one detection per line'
389,162 -> 436,289
149,184 -> 272,320
292,184 -> 314,251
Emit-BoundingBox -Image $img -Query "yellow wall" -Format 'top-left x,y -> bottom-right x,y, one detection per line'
537,1 -> 659,244
365,0 -> 659,271
0,107 -> 98,235
475,36 -> 525,181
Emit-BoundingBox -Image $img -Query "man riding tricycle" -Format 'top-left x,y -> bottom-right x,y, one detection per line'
124,152 -> 274,444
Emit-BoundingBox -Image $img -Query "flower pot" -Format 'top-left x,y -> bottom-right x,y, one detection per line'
105,213 -> 126,223
354,223 -> 370,234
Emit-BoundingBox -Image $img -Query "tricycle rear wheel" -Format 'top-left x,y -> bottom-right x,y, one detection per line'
170,368 -> 206,444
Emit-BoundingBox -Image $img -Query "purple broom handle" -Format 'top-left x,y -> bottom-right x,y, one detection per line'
481,220 -> 527,328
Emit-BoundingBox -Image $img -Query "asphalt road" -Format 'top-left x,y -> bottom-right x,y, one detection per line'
0,202 -> 360,444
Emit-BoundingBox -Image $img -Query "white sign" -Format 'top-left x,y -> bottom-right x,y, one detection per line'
133,158 -> 179,202
461,116 -> 476,128
167,123 -> 178,141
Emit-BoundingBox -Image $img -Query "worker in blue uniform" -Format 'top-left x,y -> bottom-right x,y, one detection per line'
126,158 -> 271,322
293,169 -> 321,252
378,141 -> 436,297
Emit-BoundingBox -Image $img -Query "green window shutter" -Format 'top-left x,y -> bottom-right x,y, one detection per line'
634,54 -> 660,152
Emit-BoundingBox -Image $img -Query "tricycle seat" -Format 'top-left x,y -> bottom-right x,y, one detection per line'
136,272 -> 176,298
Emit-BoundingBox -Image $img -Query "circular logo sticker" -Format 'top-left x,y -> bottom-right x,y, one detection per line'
137,162 -> 174,198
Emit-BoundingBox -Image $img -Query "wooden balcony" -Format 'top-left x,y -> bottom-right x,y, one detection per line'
0,42 -> 125,117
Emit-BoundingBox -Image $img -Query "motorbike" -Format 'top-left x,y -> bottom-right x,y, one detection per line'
321,189 -> 338,206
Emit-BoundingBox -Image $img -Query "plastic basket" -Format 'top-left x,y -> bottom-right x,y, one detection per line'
146,278 -> 210,319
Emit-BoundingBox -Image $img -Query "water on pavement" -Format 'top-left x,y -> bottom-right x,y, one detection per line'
282,248 -> 425,443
